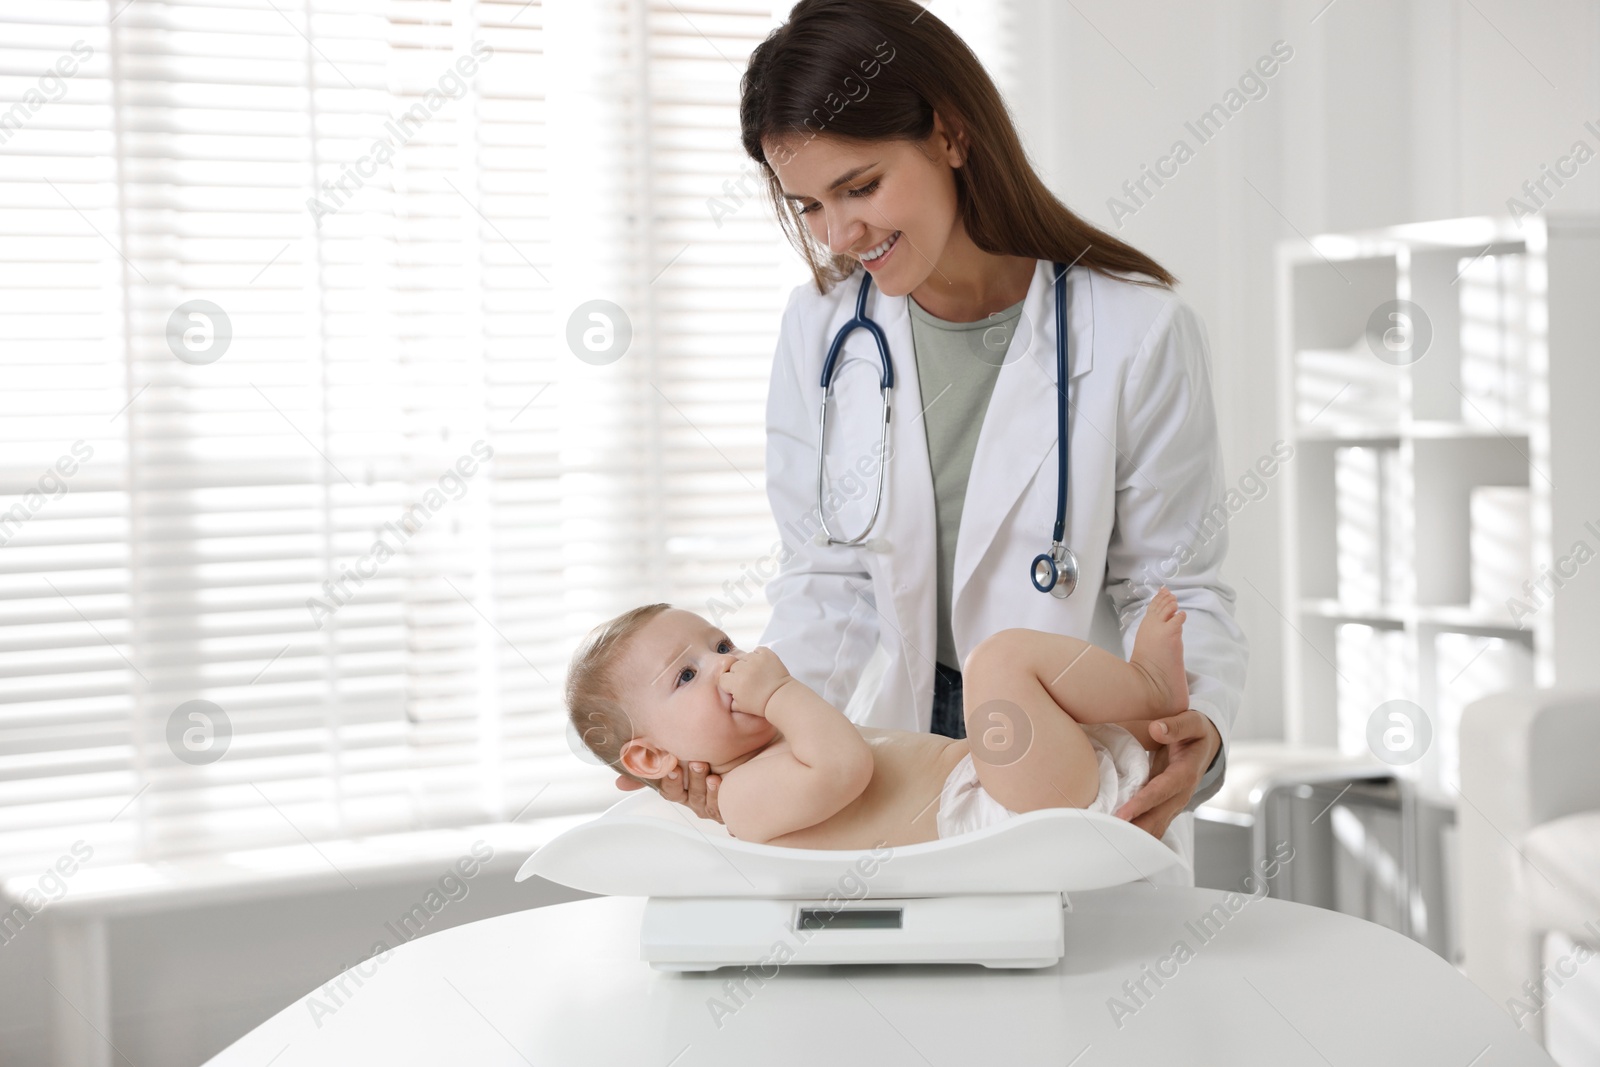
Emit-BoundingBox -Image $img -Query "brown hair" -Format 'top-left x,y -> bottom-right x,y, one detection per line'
740,0 -> 1176,295
566,602 -> 673,792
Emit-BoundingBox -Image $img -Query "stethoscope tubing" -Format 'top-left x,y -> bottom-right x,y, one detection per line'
815,260 -> 1077,597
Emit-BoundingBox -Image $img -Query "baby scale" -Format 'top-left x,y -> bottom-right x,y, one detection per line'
516,788 -> 1190,972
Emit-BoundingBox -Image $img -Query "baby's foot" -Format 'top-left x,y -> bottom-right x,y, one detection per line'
1129,586 -> 1189,716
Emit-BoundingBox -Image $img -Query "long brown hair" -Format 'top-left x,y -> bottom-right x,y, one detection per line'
740,0 -> 1176,295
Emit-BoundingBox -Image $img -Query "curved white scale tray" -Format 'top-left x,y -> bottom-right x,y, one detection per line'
516,787 -> 1188,899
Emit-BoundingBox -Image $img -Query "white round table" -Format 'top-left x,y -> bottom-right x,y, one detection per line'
206,885 -> 1554,1065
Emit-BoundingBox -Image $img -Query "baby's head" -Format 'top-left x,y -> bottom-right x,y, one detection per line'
566,604 -> 778,792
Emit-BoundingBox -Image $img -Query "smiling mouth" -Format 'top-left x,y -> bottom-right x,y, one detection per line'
858,231 -> 900,263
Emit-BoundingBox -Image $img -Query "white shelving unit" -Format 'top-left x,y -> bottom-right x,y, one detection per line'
1275,213 -> 1600,805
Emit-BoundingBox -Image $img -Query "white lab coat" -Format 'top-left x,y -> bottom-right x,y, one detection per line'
756,258 -> 1249,878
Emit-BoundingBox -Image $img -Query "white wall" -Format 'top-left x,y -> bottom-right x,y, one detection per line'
1010,0 -> 1600,743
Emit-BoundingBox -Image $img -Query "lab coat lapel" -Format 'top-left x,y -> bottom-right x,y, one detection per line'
877,285 -> 940,676
825,275 -> 939,683
952,261 -> 1096,606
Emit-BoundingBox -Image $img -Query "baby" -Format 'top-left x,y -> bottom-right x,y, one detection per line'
566,587 -> 1191,849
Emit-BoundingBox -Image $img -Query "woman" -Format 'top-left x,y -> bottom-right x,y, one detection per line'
614,0 -> 1247,870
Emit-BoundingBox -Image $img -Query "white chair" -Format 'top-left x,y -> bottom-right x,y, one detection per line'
1460,686 -> 1600,1049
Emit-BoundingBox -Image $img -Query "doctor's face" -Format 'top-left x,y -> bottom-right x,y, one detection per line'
764,118 -> 964,298
615,609 -> 778,779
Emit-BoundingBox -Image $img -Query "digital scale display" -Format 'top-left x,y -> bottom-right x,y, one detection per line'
795,907 -> 904,930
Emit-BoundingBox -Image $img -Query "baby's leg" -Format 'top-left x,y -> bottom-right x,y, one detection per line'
967,587 -> 1189,726
959,587 -> 1189,812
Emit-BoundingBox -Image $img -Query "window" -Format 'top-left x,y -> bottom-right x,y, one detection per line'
0,0 -> 1015,874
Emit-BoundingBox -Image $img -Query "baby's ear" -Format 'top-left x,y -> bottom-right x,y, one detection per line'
619,737 -> 672,781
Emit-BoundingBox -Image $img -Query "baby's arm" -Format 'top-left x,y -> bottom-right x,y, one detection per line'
717,654 -> 873,843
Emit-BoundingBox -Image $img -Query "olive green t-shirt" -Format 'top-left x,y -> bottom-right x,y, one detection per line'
907,294 -> 1028,671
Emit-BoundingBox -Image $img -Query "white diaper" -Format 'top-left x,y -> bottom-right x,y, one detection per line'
935,723 -> 1151,840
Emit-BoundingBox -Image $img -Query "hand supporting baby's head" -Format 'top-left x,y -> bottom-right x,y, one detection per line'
566,604 -> 778,791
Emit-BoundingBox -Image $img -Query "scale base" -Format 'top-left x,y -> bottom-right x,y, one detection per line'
641,892 -> 1069,972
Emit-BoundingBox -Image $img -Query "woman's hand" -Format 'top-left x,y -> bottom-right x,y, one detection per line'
1113,709 -> 1220,840
718,646 -> 792,716
613,764 -> 723,824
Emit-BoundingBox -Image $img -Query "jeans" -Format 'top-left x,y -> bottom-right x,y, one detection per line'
930,662 -> 967,739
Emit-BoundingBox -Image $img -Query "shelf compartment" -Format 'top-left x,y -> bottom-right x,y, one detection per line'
1408,243 -> 1534,428
1292,255 -> 1404,428
1294,344 -> 1404,427
1333,621 -> 1413,759
1338,442 -> 1411,609
1411,437 -> 1530,609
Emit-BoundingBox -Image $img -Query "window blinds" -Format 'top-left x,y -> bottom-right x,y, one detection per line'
0,0 -> 812,875
0,0 -> 1015,875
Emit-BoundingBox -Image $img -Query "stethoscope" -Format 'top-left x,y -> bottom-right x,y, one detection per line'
813,260 -> 1079,599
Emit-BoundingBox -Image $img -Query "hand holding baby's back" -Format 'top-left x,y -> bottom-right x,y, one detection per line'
719,647 -> 792,717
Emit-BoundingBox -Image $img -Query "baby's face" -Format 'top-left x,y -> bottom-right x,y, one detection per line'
616,609 -> 778,779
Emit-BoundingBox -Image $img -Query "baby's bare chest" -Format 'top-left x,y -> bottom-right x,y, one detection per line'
763,729 -> 969,850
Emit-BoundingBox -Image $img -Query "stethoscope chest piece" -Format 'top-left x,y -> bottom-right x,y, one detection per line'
1031,541 -> 1079,599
